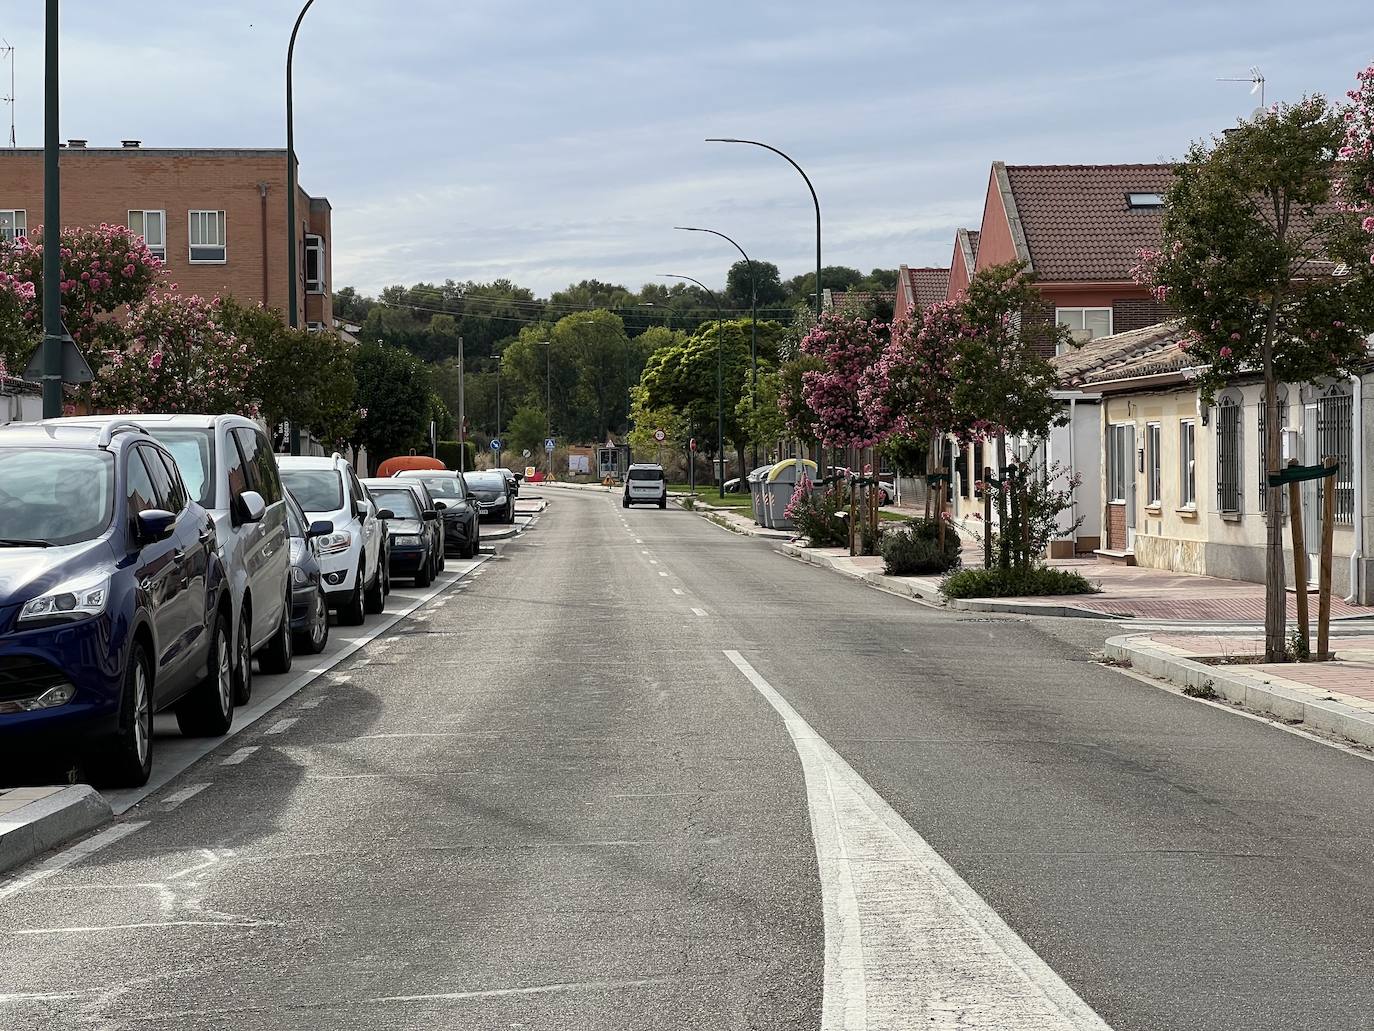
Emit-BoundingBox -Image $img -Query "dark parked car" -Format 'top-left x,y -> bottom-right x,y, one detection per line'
362,479 -> 443,587
494,467 -> 521,497
462,471 -> 515,523
0,420 -> 235,787
284,490 -> 332,655
394,471 -> 479,559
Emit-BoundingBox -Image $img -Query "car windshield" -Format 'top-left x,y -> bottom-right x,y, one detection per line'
281,469 -> 344,512
369,488 -> 420,519
147,428 -> 214,507
463,473 -> 505,490
0,447 -> 115,546
629,468 -> 664,481
408,475 -> 466,499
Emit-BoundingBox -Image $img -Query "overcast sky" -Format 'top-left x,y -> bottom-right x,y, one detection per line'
4,2 -> 1372,297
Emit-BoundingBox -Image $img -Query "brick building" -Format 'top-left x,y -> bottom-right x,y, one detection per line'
891,265 -> 950,326
0,142 -> 332,328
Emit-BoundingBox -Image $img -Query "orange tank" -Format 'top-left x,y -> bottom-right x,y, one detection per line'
375,455 -> 447,478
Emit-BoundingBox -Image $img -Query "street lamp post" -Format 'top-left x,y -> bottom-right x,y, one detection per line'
661,274 -> 725,499
675,226 -> 758,468
285,0 -> 315,454
40,0 -> 61,419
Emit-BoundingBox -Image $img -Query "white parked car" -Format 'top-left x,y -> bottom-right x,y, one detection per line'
278,454 -> 389,626
623,464 -> 668,509
56,414 -> 294,705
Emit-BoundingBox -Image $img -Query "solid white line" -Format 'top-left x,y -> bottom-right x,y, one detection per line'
368,975 -> 691,1003
0,822 -> 148,902
220,746 -> 258,766
265,718 -> 297,736
14,919 -> 264,935
161,783 -> 210,809
722,650 -> 1112,1030
691,607 -> 708,617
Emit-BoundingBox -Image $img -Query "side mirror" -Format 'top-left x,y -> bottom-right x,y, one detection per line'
433,500 -> 448,510
354,499 -> 369,519
136,509 -> 177,544
513,473 -> 524,482
422,509 -> 439,521
236,490 -> 267,525
376,508 -> 395,521
307,519 -> 334,538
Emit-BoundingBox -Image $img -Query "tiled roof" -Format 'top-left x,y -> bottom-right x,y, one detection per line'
828,290 -> 896,311
1002,163 -> 1175,282
906,268 -> 950,309
1050,320 -> 1196,387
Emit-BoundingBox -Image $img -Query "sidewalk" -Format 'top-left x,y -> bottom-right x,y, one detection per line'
1107,632 -> 1374,747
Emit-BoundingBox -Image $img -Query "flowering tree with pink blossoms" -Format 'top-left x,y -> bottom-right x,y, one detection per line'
1133,83 -> 1374,662
90,295 -> 259,417
0,269 -> 35,374
798,310 -> 888,449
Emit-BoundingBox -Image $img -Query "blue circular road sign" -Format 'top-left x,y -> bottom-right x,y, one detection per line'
490,439 -> 503,451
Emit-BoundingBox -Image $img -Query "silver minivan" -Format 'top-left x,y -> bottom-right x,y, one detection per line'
623,464 -> 668,509
60,415 -> 293,703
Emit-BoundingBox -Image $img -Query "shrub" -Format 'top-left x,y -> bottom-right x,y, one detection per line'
435,439 -> 477,471
940,566 -> 1099,599
881,519 -> 962,575
784,475 -> 850,547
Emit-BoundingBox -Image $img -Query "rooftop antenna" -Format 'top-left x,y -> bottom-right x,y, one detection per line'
0,40 -> 13,146
1218,65 -> 1265,114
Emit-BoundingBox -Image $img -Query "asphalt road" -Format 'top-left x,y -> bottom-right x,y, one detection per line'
2,490 -> 1374,1030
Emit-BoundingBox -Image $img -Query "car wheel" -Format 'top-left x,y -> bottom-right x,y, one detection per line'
622,497 -> 630,508
415,556 -> 433,588
465,534 -> 479,559
297,588 -> 330,654
438,551 -> 446,573
382,559 -> 391,597
258,593 -> 293,675
176,610 -> 234,737
339,562 -> 366,626
364,561 -> 386,615
658,496 -> 667,509
232,610 -> 253,706
93,639 -> 154,787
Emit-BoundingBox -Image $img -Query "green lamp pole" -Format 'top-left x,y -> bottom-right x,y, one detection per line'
40,0 -> 62,419
285,0 -> 315,453
675,226 -> 758,468
661,274 -> 725,499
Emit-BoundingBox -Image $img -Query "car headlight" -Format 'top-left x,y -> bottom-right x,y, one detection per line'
316,530 -> 353,555
291,566 -> 310,586
18,575 -> 110,628
392,534 -> 423,547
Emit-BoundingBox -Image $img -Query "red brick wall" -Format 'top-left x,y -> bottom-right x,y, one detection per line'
1107,502 -> 1128,550
1112,296 -> 1171,332
974,170 -> 1020,272
0,149 -> 330,327
947,235 -> 971,302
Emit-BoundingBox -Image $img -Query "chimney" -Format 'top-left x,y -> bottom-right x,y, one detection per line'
121,140 -> 141,148
67,138 -> 87,148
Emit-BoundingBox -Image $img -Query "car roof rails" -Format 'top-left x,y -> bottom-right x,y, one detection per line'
96,420 -> 150,449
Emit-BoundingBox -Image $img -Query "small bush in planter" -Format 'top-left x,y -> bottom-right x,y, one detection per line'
939,566 -> 1100,599
880,519 -> 961,575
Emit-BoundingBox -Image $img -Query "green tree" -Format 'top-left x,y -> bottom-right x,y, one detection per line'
353,341 -> 433,467
1136,93 -> 1374,660
725,259 -> 787,309
332,286 -> 374,324
505,405 -> 547,456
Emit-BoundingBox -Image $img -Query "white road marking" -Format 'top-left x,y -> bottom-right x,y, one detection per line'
722,650 -> 1112,1030
649,559 -> 658,565
299,698 -> 323,710
220,746 -> 258,766
14,919 -> 265,935
691,607 -> 708,617
658,571 -> 668,577
169,850 -> 221,881
356,732 -> 468,740
672,588 -> 685,596
368,975 -> 695,1003
332,674 -> 353,684
635,538 -> 644,544
641,549 -> 650,554
161,783 -> 210,809
265,718 -> 297,736
0,822 -> 148,902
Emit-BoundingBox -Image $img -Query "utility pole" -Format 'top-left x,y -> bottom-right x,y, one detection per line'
457,335 -> 466,472
40,0 -> 62,419
285,0 -> 315,454
545,339 -> 552,475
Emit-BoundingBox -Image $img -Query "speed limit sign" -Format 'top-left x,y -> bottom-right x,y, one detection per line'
653,429 -> 666,443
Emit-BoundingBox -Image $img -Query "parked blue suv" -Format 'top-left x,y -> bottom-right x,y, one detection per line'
0,420 -> 235,787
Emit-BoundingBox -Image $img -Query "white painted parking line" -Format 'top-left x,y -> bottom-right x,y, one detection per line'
332,674 -> 353,683
299,698 -> 323,710
0,822 -> 148,902
723,650 -> 1112,1030
220,746 -> 258,766
265,718 -> 298,736
691,607 -> 707,617
658,571 -> 669,577
641,550 -> 650,555
672,588 -> 685,596
160,783 -> 210,809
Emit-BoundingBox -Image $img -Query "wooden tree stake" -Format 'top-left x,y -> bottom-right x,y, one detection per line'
1286,459 -> 1308,658
1318,456 -> 1336,661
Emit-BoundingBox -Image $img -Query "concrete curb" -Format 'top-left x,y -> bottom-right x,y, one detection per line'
1105,634 -> 1374,748
0,785 -> 112,876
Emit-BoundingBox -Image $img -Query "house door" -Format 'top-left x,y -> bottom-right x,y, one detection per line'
1301,403 -> 1319,584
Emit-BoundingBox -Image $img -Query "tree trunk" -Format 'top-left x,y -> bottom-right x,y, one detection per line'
1262,319 -> 1287,662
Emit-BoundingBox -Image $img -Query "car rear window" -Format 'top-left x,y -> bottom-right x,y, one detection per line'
369,488 -> 420,519
628,468 -> 664,481
407,474 -> 466,500
463,473 -> 505,490
147,428 -> 214,507
280,469 -> 344,512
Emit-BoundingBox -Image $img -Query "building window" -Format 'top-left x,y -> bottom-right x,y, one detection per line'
1146,422 -> 1161,506
0,209 -> 26,243
129,210 -> 166,261
1180,420 -> 1196,508
1216,393 -> 1243,514
306,321 -> 325,333
1055,308 -> 1113,350
1107,423 -> 1133,503
1316,383 -> 1355,526
188,210 -> 226,263
305,234 -> 325,294
1127,192 -> 1166,208
1257,386 -> 1288,518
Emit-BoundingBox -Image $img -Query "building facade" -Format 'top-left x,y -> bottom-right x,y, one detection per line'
0,143 -> 332,329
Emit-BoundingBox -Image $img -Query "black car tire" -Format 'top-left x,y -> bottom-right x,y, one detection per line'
622,497 -> 630,508
658,496 -> 667,509
258,593 -> 294,675
438,551 -> 446,573
93,639 -> 154,787
339,562 -> 366,626
505,501 -> 515,523
232,609 -> 253,706
364,560 -> 386,615
464,533 -> 479,559
382,558 -> 391,597
296,588 -> 330,654
415,556 -> 433,588
176,610 -> 234,737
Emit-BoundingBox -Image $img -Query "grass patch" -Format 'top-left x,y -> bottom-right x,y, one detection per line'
1183,681 -> 1219,700
939,566 -> 1101,599
668,484 -> 754,511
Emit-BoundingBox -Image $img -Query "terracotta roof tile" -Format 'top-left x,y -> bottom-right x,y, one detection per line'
1003,163 -> 1174,282
1051,320 -> 1186,386
906,267 -> 950,309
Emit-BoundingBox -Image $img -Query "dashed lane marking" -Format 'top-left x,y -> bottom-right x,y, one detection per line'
691,608 -> 708,616
672,588 -> 685,596
265,718 -> 297,736
220,746 -> 258,766
0,823 -> 148,902
299,698 -> 323,710
658,571 -> 669,577
161,783 -> 210,810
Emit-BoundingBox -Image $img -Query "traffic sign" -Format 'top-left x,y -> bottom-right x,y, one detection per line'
653,429 -> 666,443
490,438 -> 503,452
544,438 -> 556,452
522,449 -> 531,459
689,438 -> 697,452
